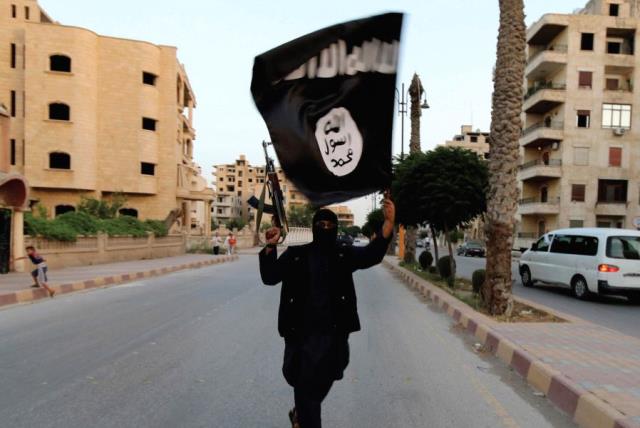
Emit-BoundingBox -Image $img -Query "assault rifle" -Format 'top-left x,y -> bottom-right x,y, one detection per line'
247,141 -> 289,244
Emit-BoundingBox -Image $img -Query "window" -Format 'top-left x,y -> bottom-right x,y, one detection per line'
49,152 -> 71,169
119,208 -> 138,218
141,162 -> 155,175
572,236 -> 599,256
550,235 -> 572,254
609,147 -> 622,167
237,190 -> 242,196
11,4 -> 16,18
598,179 -> 627,202
534,235 -> 553,252
49,55 -> 71,72
607,236 -> 640,259
142,117 -> 157,131
10,43 -> 16,68
10,139 -> 16,165
219,177 -> 223,182
48,103 -> 70,121
602,103 -> 631,129
577,110 -> 590,128
569,220 -> 584,228
248,178 -> 253,183
142,72 -> 157,86
10,90 -> 15,117
238,180 -> 243,187
609,3 -> 620,16
571,184 -> 586,202
54,205 -> 75,216
581,33 -> 594,51
606,78 -> 619,90
24,6 -> 29,20
578,71 -> 592,89
470,136 -> 478,143
574,147 -> 589,166
607,41 -> 622,54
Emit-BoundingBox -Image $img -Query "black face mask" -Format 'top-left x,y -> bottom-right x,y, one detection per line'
312,209 -> 338,250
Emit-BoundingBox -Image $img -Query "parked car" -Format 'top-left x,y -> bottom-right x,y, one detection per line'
416,239 -> 424,248
519,228 -> 640,302
456,241 -> 485,257
337,234 -> 354,247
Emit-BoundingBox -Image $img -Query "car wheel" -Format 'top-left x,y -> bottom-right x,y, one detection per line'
520,267 -> 533,288
628,294 -> 640,305
571,276 -> 590,300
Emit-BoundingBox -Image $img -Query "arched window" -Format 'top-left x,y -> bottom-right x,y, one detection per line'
49,103 -> 70,121
55,205 -> 75,216
50,55 -> 71,72
49,152 -> 71,169
119,208 -> 138,218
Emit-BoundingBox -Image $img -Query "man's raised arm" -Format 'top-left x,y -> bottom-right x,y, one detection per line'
259,227 -> 287,285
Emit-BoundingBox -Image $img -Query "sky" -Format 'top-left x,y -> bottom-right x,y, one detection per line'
39,0 -> 581,226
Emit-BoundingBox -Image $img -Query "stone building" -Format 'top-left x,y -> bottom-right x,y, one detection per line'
442,125 -> 490,159
0,0 -> 213,235
0,103 -> 29,273
328,205 -> 355,227
212,154 -> 307,226
516,0 -> 640,248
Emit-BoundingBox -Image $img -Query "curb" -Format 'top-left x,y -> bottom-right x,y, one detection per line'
382,260 -> 639,428
0,255 -> 240,309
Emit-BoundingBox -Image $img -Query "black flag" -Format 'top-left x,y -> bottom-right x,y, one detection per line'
251,13 -> 403,207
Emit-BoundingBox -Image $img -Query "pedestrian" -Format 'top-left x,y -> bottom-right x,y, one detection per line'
259,193 -> 395,428
226,232 -> 237,255
212,232 -> 221,255
10,246 -> 55,297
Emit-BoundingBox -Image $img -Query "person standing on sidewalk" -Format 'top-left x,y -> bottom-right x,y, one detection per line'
212,232 -> 221,255
259,194 -> 395,428
10,246 -> 55,297
225,232 -> 237,255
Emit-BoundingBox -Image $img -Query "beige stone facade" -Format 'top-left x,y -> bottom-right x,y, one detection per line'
0,0 -> 213,236
442,125 -> 490,158
212,155 -> 307,226
328,205 -> 355,227
517,0 -> 640,248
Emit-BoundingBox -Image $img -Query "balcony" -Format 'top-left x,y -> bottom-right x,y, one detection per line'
518,197 -> 560,215
524,83 -> 566,114
520,120 -> 563,148
526,45 -> 567,81
518,159 -> 562,182
595,201 -> 628,216
527,16 -> 568,45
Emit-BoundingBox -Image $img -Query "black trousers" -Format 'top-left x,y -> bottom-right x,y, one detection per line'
283,334 -> 350,428
213,246 -> 219,255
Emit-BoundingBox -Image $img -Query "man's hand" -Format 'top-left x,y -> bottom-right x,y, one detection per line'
265,227 -> 281,244
381,191 -> 395,239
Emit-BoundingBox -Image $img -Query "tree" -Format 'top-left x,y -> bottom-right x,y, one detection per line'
225,217 -> 246,231
287,204 -> 314,227
345,225 -> 361,237
483,0 -> 525,316
78,192 -> 126,219
404,73 -> 425,264
392,147 -> 488,286
362,208 -> 384,238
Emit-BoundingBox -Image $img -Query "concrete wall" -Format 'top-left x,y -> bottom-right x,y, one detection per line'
25,233 -> 186,269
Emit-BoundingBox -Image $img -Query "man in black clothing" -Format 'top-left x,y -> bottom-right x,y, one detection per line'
259,195 -> 395,428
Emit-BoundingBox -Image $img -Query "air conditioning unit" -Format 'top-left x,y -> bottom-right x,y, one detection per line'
613,128 -> 626,136
551,142 -> 559,150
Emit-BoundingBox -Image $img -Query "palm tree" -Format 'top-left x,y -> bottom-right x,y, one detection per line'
403,73 -> 425,264
483,0 -> 526,316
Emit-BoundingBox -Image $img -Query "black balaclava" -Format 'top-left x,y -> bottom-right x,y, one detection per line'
312,209 -> 338,250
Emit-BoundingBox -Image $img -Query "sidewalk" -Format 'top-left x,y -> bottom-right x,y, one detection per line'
0,254 -> 239,308
384,256 -> 640,428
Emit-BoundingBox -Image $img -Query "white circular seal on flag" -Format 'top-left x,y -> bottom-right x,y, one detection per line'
314,107 -> 363,177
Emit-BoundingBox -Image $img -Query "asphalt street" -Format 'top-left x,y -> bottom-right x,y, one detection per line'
0,256 -> 573,428
426,247 -> 640,339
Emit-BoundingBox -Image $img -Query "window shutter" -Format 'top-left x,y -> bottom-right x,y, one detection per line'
606,78 -> 619,90
609,147 -> 622,167
578,71 -> 592,87
571,184 -> 586,202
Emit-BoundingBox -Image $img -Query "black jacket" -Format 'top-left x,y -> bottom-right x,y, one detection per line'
259,235 -> 390,338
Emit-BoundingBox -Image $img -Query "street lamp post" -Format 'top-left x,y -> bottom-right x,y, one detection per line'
396,82 -> 429,159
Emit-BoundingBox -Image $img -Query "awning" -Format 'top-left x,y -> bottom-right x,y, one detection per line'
0,172 -> 29,208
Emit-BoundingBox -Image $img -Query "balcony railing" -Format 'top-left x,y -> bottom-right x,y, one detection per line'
524,83 -> 566,100
519,196 -> 560,205
522,120 -> 564,135
519,159 -> 562,170
517,232 -> 537,239
527,44 -> 568,64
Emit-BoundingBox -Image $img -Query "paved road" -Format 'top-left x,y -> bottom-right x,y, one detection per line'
424,248 -> 640,339
0,256 -> 573,428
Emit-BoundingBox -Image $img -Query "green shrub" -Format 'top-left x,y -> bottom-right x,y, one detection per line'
225,217 -> 246,231
418,251 -> 433,269
98,216 -> 148,237
472,269 -> 486,294
437,255 -> 456,280
143,219 -> 168,237
428,266 -> 437,274
77,193 -> 126,219
55,212 -> 99,235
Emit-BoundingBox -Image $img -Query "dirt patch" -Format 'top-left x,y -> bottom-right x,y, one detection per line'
399,262 -> 564,323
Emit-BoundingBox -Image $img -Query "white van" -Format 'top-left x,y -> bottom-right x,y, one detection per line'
519,228 -> 640,302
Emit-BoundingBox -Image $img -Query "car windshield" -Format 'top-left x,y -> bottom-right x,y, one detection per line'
606,236 -> 640,260
467,242 -> 482,248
